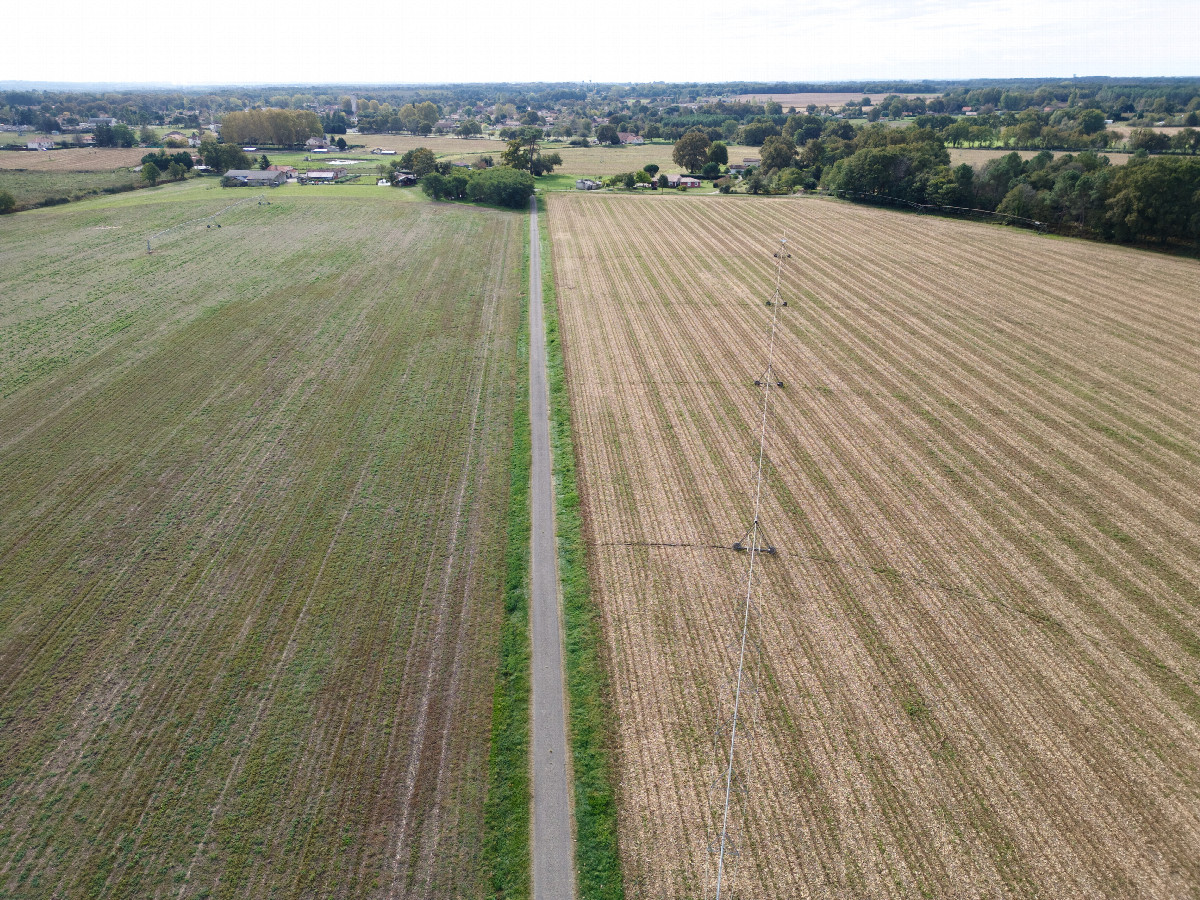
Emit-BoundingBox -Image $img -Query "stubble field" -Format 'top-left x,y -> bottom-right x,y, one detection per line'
0,182 -> 525,898
546,192 -> 1200,899
0,147 -> 146,171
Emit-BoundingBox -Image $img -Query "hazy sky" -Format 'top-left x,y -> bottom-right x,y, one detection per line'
4,0 -> 1196,85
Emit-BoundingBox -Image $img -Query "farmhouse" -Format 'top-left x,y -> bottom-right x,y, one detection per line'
267,165 -> 297,176
617,132 -> 644,144
164,131 -> 187,142
305,137 -> 329,149
665,174 -> 701,188
222,169 -> 287,187
87,116 -> 117,127
575,179 -> 603,190
26,140 -> 54,151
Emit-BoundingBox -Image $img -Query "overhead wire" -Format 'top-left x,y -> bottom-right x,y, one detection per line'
713,239 -> 789,900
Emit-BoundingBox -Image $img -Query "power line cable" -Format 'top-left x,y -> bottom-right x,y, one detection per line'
713,239 -> 790,900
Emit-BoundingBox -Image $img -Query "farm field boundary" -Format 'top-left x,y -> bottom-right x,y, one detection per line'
483,225 -> 533,899
537,196 -> 624,899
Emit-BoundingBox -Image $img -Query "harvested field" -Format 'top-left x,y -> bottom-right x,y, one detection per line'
547,192 -> 1200,899
360,134 -> 504,157
949,147 -> 1131,168
0,147 -> 146,170
0,182 -> 525,898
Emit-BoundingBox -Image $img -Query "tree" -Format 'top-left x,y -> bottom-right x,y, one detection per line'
643,164 -> 659,178
1129,129 -> 1171,153
673,131 -> 711,173
420,172 -> 451,200
701,161 -> 720,179
623,172 -> 636,189
336,137 -> 347,150
398,147 -> 438,178
168,161 -> 187,181
657,173 -> 669,189
138,125 -> 156,145
708,141 -> 728,165
0,190 -> 15,214
259,154 -> 270,170
199,141 -> 251,174
456,120 -> 483,138
466,167 -> 535,208
596,124 -> 620,145
531,151 -> 562,176
760,134 -> 797,172
1078,109 -> 1106,135
141,162 -> 160,186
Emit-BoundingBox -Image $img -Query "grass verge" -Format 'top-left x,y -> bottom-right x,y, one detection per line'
536,195 -> 625,899
483,225 -> 534,899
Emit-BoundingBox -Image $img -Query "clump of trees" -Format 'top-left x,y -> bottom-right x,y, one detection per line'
198,141 -> 252,173
219,109 -> 323,147
500,127 -> 562,175
420,167 -> 535,208
0,190 -> 15,214
94,123 -> 137,147
140,149 -> 194,183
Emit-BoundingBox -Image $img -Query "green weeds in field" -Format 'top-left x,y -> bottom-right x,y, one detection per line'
483,234 -> 533,900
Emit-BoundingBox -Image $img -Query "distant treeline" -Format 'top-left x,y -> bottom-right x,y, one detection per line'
814,128 -> 1200,248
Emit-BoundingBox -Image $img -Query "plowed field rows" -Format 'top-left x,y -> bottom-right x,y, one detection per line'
0,185 -> 525,898
546,192 -> 1200,899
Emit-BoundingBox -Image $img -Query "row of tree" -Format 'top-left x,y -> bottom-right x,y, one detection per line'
818,131 -> 1200,247
218,109 -> 323,147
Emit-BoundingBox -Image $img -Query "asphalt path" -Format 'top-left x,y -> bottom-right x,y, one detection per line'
528,196 -> 577,899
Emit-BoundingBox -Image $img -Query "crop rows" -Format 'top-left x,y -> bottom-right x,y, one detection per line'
546,192 -> 1200,899
0,187 -> 525,898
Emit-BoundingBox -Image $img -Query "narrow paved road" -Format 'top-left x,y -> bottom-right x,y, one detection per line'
529,196 -> 576,899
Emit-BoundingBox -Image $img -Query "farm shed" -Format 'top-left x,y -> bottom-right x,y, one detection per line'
26,140 -> 54,151
575,179 -> 603,190
222,169 -> 287,187
303,169 -> 349,183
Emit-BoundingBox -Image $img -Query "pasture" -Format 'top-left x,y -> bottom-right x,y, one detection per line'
0,180 -> 526,898
546,191 -> 1200,899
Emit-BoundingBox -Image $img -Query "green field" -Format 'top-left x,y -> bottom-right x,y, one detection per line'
0,180 -> 526,897
0,168 -> 143,209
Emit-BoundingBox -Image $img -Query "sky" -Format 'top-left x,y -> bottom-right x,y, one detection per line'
3,0 -> 1197,85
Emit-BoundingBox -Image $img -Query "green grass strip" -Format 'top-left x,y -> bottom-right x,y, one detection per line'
536,195 -> 625,900
483,223 -> 533,900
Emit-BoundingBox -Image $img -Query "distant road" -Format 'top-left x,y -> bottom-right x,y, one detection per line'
528,196 -> 576,900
